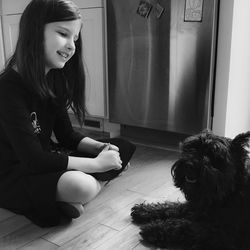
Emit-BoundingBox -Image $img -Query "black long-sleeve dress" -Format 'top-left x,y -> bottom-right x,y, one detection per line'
0,68 -> 136,227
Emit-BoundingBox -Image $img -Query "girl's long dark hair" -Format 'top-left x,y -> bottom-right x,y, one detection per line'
6,0 -> 85,124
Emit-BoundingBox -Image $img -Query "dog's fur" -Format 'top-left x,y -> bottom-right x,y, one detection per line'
131,130 -> 250,250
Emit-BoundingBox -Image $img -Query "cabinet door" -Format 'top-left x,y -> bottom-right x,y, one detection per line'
0,18 -> 5,71
2,14 -> 21,62
80,8 -> 106,118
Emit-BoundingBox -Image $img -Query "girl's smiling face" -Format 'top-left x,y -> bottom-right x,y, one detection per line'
44,19 -> 82,74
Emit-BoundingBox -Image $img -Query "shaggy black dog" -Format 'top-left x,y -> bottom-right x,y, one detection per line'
131,130 -> 250,250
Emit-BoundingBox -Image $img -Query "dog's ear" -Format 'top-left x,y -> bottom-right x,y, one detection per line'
171,159 -> 186,189
230,132 -> 250,176
231,131 -> 250,157
232,131 -> 250,147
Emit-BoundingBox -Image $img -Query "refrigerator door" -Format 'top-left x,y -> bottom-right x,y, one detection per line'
107,0 -> 218,134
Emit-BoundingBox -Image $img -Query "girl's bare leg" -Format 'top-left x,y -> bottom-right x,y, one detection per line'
56,171 -> 103,218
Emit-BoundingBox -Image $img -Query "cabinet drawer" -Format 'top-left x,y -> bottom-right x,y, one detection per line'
0,0 -> 103,15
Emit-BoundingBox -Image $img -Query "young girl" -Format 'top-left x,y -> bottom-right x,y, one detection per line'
0,0 -> 135,227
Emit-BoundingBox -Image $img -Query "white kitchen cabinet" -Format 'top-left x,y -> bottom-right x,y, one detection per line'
0,0 -> 106,118
2,14 -> 20,62
0,0 -> 30,14
81,8 -> 106,118
0,18 -> 5,71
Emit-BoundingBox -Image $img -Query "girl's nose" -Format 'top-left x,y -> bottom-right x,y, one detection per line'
66,39 -> 75,51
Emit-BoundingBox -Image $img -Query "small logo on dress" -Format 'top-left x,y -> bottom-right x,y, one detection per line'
30,112 -> 41,134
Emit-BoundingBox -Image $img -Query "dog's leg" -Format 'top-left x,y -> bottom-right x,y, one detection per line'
190,223 -> 238,250
139,218 -> 194,249
131,201 -> 187,224
139,219 -> 238,250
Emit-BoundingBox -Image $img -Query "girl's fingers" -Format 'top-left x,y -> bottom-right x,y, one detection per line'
108,144 -> 119,152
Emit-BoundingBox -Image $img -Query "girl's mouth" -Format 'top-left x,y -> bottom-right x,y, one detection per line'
57,51 -> 70,59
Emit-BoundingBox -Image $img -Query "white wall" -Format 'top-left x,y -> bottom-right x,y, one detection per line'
213,0 -> 250,138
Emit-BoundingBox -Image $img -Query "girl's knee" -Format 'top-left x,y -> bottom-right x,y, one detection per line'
57,171 -> 102,204
79,174 -> 102,202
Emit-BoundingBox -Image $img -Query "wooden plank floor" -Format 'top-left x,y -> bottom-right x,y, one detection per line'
0,144 -> 185,250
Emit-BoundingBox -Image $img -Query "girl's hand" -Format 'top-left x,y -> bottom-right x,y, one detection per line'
94,147 -> 122,172
107,143 -> 119,152
98,143 -> 119,153
77,137 -> 119,155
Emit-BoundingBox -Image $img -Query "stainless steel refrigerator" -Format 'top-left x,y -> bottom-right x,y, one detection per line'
107,0 -> 219,135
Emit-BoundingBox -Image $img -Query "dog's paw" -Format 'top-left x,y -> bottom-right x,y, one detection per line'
131,201 -> 177,224
131,202 -> 164,224
131,201 -> 180,224
131,203 -> 151,224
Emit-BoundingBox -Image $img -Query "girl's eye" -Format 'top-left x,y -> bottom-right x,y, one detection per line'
58,31 -> 67,37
